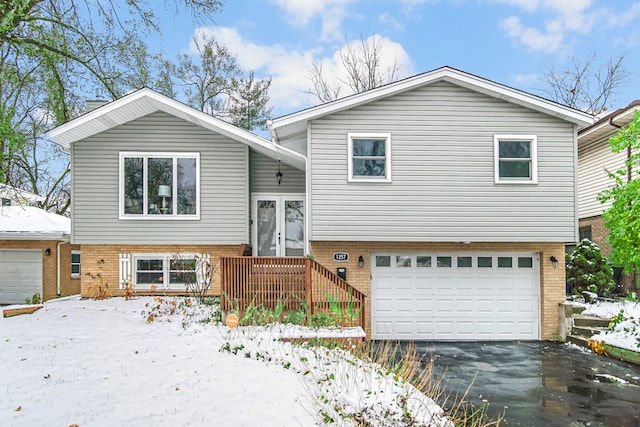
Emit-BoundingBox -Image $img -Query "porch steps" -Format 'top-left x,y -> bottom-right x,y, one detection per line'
567,313 -> 611,344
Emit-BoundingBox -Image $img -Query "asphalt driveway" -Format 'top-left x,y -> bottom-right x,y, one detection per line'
406,341 -> 640,426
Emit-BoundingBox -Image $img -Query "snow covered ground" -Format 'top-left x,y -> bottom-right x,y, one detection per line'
0,297 -> 450,427
580,300 -> 640,352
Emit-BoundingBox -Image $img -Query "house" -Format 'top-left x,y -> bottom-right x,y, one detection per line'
0,202 -> 81,304
48,66 -> 593,340
577,100 -> 640,292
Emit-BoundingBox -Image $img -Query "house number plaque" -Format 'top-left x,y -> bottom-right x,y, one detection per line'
333,252 -> 349,262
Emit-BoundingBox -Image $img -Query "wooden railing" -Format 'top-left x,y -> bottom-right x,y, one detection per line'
220,256 -> 366,329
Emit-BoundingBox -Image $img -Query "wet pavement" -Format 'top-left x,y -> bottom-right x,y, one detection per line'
408,341 -> 640,426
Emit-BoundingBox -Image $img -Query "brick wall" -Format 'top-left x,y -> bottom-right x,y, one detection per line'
579,216 -> 611,255
310,241 -> 566,340
59,243 -> 82,296
578,215 -> 638,292
79,244 -> 240,297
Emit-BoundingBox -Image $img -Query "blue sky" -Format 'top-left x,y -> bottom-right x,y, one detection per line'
153,0 -> 640,117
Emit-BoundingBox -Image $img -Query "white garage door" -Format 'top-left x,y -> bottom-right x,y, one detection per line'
0,249 -> 43,305
371,252 -> 540,340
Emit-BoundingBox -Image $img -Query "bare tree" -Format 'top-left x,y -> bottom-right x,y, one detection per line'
174,32 -> 243,116
307,35 -> 402,103
541,52 -> 629,114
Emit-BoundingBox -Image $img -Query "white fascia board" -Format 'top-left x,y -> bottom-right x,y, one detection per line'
270,67 -> 594,136
48,88 -> 306,170
0,232 -> 69,241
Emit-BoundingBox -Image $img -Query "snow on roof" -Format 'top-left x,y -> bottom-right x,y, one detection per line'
0,206 -> 70,240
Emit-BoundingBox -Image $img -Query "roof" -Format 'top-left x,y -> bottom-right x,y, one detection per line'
268,66 -> 595,141
48,88 -> 306,171
0,206 -> 70,240
578,100 -> 640,147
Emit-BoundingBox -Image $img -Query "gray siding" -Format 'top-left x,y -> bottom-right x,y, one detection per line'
309,81 -> 578,242
72,111 -> 249,244
278,130 -> 307,155
249,150 -> 305,194
578,136 -> 625,219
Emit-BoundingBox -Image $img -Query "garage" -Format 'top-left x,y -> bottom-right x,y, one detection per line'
371,252 -> 540,340
0,249 -> 43,305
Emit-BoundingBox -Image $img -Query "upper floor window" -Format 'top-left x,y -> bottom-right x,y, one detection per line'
494,135 -> 537,184
119,152 -> 200,219
348,133 -> 391,182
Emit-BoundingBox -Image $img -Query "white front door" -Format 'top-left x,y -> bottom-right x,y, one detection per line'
252,194 -> 305,257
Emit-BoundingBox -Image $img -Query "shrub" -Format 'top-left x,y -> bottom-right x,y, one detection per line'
566,239 -> 615,297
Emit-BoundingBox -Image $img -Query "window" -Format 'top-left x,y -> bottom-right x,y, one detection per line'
498,257 -> 513,268
416,256 -> 431,267
478,257 -> 493,268
348,133 -> 391,182
494,135 -> 537,183
1,198 -> 11,206
375,255 -> 391,267
436,256 -> 452,267
457,256 -> 472,268
71,251 -> 81,278
518,257 -> 533,268
579,226 -> 592,241
119,152 -> 199,219
132,255 -> 196,290
396,255 -> 411,267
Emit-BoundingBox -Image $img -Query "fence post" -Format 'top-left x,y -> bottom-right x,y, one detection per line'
306,258 -> 312,325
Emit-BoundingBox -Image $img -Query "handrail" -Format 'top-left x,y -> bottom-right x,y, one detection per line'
220,256 -> 365,329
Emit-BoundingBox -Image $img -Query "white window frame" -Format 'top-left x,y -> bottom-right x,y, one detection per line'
71,250 -> 81,278
119,152 -> 200,220
494,135 -> 538,184
131,253 -> 197,290
347,132 -> 392,182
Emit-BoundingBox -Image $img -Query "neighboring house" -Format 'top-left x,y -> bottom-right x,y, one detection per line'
49,66 -> 593,341
0,203 -> 81,304
577,100 -> 640,291
0,183 -> 45,207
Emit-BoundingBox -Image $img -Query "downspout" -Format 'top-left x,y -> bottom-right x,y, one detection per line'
56,240 -> 64,296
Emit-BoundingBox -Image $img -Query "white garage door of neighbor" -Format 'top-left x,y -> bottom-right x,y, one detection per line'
0,249 -> 43,305
371,252 -> 540,341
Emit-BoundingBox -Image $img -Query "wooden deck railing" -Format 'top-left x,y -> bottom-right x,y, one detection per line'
220,257 -> 366,329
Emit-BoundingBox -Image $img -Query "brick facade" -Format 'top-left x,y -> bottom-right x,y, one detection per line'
79,244 -> 240,297
579,215 -> 638,292
310,241 -> 566,340
0,240 -> 80,301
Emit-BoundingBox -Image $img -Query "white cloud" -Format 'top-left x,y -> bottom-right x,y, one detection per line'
378,13 -> 405,31
511,73 -> 541,89
272,0 -> 355,41
310,34 -> 415,98
500,16 -> 563,53
194,26 -> 319,112
189,28 -> 414,114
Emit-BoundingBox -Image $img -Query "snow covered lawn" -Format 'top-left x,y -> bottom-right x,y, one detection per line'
580,300 -> 640,352
0,297 -> 449,427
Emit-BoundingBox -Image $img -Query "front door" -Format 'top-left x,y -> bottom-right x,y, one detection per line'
252,194 -> 305,256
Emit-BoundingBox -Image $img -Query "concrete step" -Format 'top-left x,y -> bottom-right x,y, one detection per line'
572,305 -> 587,315
571,325 -> 610,338
573,314 -> 611,328
567,334 -> 590,348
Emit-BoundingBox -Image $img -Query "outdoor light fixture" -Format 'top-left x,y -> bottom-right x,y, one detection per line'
358,255 -> 364,268
276,160 -> 283,186
158,185 -> 171,213
550,256 -> 558,268
45,248 -> 51,256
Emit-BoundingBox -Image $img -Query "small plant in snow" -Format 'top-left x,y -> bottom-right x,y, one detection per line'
566,239 -> 615,297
